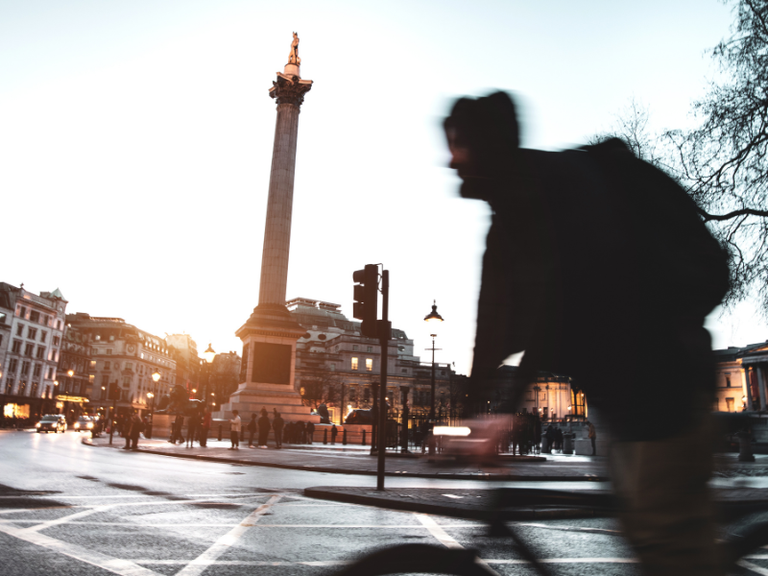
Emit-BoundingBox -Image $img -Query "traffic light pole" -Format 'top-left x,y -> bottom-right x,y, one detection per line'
376,270 -> 390,491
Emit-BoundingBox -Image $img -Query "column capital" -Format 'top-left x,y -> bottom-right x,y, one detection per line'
269,73 -> 313,107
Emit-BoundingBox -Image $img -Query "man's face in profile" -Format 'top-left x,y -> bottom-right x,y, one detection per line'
446,126 -> 476,179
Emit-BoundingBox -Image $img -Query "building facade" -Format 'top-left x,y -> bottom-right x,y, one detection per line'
166,333 -> 201,398
65,313 -> 177,418
288,298 -> 454,424
0,283 -> 68,424
714,340 -> 768,412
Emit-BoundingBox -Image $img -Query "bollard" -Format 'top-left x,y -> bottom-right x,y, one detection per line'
323,429 -> 328,445
218,424 -> 222,442
562,432 -> 574,455
362,429 -> 366,446
342,429 -> 347,445
737,430 -> 755,462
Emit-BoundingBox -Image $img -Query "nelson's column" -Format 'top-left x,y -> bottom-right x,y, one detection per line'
217,33 -> 318,424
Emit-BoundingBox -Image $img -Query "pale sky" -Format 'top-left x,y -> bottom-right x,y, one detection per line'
2,0 -> 765,375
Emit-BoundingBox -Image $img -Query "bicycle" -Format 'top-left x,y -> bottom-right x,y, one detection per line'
330,486 -> 768,576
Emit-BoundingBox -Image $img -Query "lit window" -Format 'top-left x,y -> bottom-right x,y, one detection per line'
351,357 -> 358,371
366,359 -> 373,372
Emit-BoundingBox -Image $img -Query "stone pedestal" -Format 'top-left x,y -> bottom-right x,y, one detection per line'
215,304 -> 319,423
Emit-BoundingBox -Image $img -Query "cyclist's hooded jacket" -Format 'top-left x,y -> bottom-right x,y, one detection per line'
445,92 -> 729,441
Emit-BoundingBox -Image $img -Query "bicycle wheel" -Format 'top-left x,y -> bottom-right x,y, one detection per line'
332,543 -> 497,576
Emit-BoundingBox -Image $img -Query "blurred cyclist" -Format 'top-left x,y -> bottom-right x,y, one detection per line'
444,91 -> 729,576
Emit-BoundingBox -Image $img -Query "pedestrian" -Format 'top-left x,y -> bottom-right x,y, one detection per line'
229,410 -> 241,450
258,408 -> 271,448
331,424 -> 338,445
272,411 -> 284,449
170,414 -> 185,444
297,421 -> 306,444
587,420 -> 596,456
199,407 -> 211,447
247,413 -> 257,447
123,413 -> 142,451
123,415 -> 133,450
306,420 -> 315,444
444,91 -> 729,575
186,409 -> 199,448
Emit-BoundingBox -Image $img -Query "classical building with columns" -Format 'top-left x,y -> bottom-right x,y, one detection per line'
289,298 -> 455,424
714,340 -> 768,412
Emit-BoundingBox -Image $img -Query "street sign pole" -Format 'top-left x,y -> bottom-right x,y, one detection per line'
376,270 -> 390,491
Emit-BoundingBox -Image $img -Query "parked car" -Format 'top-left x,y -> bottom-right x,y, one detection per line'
73,416 -> 95,432
36,414 -> 66,433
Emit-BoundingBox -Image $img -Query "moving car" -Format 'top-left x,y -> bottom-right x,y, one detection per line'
73,416 -> 95,432
344,409 -> 373,425
36,414 -> 66,433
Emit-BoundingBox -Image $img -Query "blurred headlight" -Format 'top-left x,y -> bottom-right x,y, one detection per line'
35,422 -> 41,428
433,426 -> 471,436
74,422 -> 80,429
86,422 -> 94,429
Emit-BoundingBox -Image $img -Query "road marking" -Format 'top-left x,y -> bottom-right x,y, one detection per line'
739,560 -> 768,575
20,504 -> 120,533
0,521 -> 162,576
175,494 -> 283,576
417,513 -> 502,576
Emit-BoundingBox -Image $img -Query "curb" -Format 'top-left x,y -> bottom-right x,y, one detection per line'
303,487 -> 611,520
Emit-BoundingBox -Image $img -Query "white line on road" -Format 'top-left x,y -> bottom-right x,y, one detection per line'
0,521 -> 162,576
739,560 -> 768,575
174,494 -> 283,576
417,513 -> 502,576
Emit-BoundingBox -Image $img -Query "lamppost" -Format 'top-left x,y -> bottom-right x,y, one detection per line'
202,344 -> 216,407
146,392 -> 154,438
150,370 -> 161,438
424,300 -> 444,423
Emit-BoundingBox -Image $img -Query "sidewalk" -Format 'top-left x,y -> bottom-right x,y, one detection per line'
83,433 -> 768,519
82,433 -> 608,481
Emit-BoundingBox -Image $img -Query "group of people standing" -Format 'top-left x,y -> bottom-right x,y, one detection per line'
168,406 -> 213,447
234,408 -> 317,449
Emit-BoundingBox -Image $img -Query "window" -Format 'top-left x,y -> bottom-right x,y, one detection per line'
104,361 -> 110,370
5,380 -> 13,395
8,359 -> 17,373
18,382 -> 26,396
46,367 -> 53,379
24,343 -> 34,356
44,315 -> 50,326
364,387 -> 371,402
330,363 -> 336,371
21,361 -> 30,375
29,311 -> 40,323
53,336 -> 60,346
56,320 -> 62,330
16,324 -> 23,336
50,350 -> 57,362
367,346 -> 373,353
726,398 -> 735,412
106,349 -> 112,355
366,358 -> 373,372
726,376 -> 732,388
36,347 -> 44,359
12,340 -> 21,353
122,376 -> 132,386
27,327 -> 37,340
401,368 -> 407,373
351,357 -> 359,370
126,363 -> 133,370
33,364 -> 41,378
352,345 -> 358,351
31,382 -> 38,397
17,305 -> 27,318
40,331 -> 47,342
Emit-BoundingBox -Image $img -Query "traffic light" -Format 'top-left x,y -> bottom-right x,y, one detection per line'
108,382 -> 120,401
353,264 -> 378,338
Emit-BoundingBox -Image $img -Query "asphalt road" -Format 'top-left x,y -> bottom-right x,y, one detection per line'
2,429 -> 764,576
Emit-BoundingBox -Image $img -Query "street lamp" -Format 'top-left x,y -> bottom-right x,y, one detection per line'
202,343 -> 216,407
424,300 -> 444,423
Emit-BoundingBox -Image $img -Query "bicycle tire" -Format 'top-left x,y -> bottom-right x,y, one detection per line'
332,543 -> 497,576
